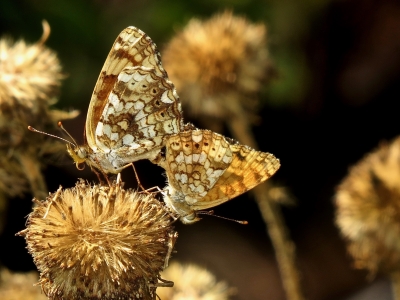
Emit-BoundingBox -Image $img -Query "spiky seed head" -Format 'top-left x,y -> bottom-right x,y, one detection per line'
0,22 -> 78,198
335,136 -> 400,276
162,11 -> 273,124
157,262 -> 235,300
18,179 -> 177,300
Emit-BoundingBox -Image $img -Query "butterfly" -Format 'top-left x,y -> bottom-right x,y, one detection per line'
155,129 -> 280,223
67,26 -> 184,174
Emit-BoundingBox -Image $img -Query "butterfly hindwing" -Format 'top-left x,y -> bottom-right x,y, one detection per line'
95,66 -> 182,160
199,144 -> 280,208
86,27 -> 168,148
70,26 -> 183,173
163,130 -> 232,201
160,129 -> 280,222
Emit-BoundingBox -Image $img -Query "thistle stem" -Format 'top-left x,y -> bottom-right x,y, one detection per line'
391,271 -> 400,300
15,152 -> 48,200
227,114 -> 305,300
0,190 -> 7,235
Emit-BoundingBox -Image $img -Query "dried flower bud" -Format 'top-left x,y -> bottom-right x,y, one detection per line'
0,21 -> 78,198
0,21 -> 61,112
335,136 -> 400,276
163,11 -> 273,126
157,262 -> 234,300
18,179 -> 177,300
0,268 -> 47,300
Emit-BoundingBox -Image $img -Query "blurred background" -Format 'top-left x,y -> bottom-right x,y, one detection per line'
1,0 -> 400,299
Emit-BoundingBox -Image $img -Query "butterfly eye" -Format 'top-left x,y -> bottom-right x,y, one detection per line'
77,148 -> 87,159
76,162 -> 86,171
181,212 -> 199,224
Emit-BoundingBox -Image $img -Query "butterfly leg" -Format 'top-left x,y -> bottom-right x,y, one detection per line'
149,274 -> 175,300
138,185 -> 164,197
91,166 -> 111,186
150,277 -> 174,288
114,162 -> 147,191
130,163 -> 149,192
163,231 -> 178,269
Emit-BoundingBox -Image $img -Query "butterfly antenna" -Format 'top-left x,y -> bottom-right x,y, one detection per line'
28,126 -> 75,147
197,210 -> 248,225
57,121 -> 79,147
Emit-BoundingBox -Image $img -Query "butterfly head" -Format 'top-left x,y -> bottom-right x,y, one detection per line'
28,124 -> 88,171
66,144 -> 88,170
163,186 -> 201,224
179,211 -> 201,224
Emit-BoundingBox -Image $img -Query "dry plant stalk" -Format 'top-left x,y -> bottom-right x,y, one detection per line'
0,21 -> 78,200
163,11 -> 303,300
18,179 -> 178,300
335,136 -> 400,299
158,261 -> 235,300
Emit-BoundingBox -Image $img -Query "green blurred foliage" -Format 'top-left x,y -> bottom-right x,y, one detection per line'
0,0 -> 331,111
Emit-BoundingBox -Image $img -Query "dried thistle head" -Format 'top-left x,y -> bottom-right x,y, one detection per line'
0,21 -> 78,198
0,268 -> 47,300
157,262 -> 234,300
335,136 -> 400,276
18,179 -> 177,300
0,21 -> 63,148
0,23 -> 62,112
163,11 -> 273,126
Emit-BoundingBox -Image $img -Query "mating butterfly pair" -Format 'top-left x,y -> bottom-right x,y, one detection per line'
67,26 -> 280,224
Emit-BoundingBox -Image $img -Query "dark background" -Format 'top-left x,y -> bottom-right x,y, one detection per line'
1,0 -> 400,299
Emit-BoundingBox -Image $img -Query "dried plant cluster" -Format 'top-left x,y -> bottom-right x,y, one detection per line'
0,22 -> 78,198
6,10 -> 400,300
163,11 -> 273,127
5,13 -> 283,299
335,136 -> 400,276
157,262 -> 234,300
0,35 -> 61,111
163,12 -> 304,300
18,179 -> 177,300
0,268 -> 46,300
